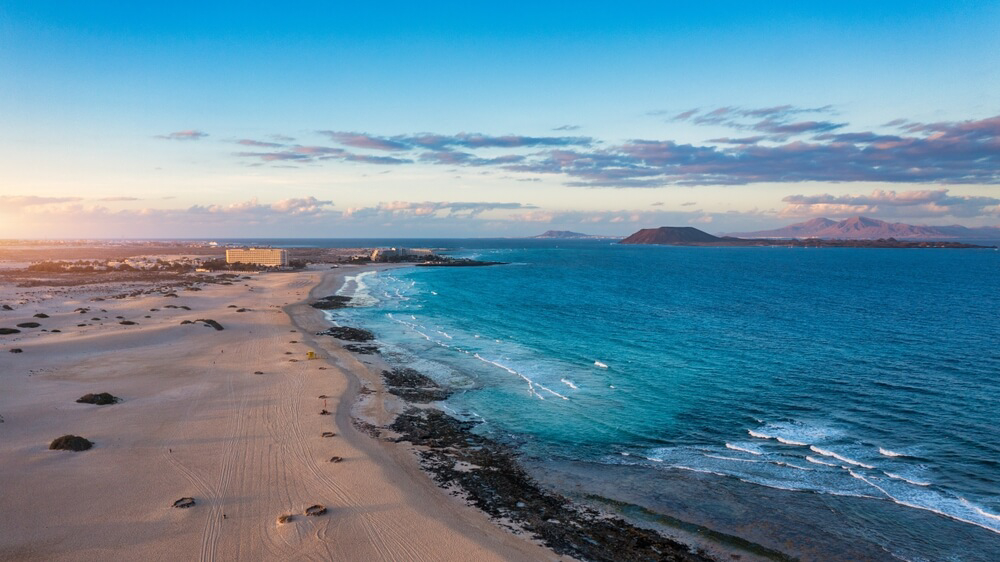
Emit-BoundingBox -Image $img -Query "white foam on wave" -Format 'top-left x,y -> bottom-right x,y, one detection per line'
560,378 -> 579,389
725,443 -> 763,456
473,353 -> 546,400
852,472 -> 1000,535
879,447 -> 905,457
962,499 -> 1000,521
884,472 -> 931,486
594,360 -> 608,369
805,455 -> 838,467
338,270 -> 379,306
809,446 -> 875,469
746,430 -> 807,446
705,454 -> 765,463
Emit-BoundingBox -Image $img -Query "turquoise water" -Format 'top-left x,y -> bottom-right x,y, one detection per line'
327,241 -> 1000,560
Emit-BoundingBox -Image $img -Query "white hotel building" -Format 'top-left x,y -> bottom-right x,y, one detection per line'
225,248 -> 289,267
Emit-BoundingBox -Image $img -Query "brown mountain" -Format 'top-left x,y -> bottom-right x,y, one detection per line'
727,216 -> 1000,240
619,226 -> 721,244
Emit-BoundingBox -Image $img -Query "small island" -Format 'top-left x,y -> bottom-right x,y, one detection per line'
530,230 -> 623,240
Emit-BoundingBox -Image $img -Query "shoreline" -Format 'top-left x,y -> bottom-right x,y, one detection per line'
316,266 -> 780,561
0,264 -> 558,560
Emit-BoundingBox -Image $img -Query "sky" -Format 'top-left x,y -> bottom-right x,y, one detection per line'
1,1 -> 998,238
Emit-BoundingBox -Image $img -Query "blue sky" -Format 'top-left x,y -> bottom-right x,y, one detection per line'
1,1 -> 998,237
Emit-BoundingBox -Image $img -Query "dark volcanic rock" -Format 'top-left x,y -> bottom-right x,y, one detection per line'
390,408 -> 713,562
16,322 -> 41,329
343,344 -> 380,355
119,320 -> 137,325
0,328 -> 20,335
195,319 -> 224,331
382,368 -> 452,403
76,392 -> 120,405
33,313 -> 49,318
1,304 -> 13,310
49,435 -> 93,451
316,326 -> 374,342
310,295 -> 353,310
173,497 -> 196,508
304,504 -> 327,516
9,348 -> 23,353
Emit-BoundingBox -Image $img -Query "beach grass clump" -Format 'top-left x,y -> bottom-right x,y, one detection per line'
76,392 -> 120,405
195,319 -> 224,331
277,514 -> 294,524
49,435 -> 93,451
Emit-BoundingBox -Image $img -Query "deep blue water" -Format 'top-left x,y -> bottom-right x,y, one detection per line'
318,240 -> 1000,560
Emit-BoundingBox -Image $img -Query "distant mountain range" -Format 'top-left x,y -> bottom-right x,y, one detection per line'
618,225 -> 994,248
531,230 -> 623,239
726,217 -> 1000,240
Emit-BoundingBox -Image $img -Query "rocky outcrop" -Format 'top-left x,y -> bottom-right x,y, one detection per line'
310,295 -> 353,310
389,409 -> 713,561
49,435 -> 93,451
382,368 -> 452,403
76,393 -> 120,405
316,326 -> 374,342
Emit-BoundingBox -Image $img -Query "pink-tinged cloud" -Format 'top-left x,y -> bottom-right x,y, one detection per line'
0,196 -> 83,210
779,189 -> 1000,219
156,130 -> 209,141
236,139 -> 285,148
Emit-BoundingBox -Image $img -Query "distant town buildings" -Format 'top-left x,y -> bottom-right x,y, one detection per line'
369,247 -> 434,262
225,247 -> 288,267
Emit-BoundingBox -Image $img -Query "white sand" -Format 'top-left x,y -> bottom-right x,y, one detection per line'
0,266 -> 560,561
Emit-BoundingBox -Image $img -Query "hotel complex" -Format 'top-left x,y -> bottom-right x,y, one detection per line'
225,248 -> 288,267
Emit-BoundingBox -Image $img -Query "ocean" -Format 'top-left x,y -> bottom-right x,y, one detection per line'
310,239 -> 999,561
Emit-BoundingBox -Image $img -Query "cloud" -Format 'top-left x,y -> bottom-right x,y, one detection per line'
503,113 -> 1000,187
318,131 -> 410,151
156,130 -> 208,141
236,139 -> 286,148
672,105 -> 845,141
706,136 -> 768,145
96,196 -> 141,202
553,125 -> 581,131
419,151 -> 525,167
0,196 -> 83,211
344,201 -> 536,219
318,131 -> 594,151
224,112 -> 1000,188
269,134 -> 296,142
235,145 -> 414,165
779,189 -> 1000,219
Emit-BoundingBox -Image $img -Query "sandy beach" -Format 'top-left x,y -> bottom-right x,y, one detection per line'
0,265 -> 561,561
